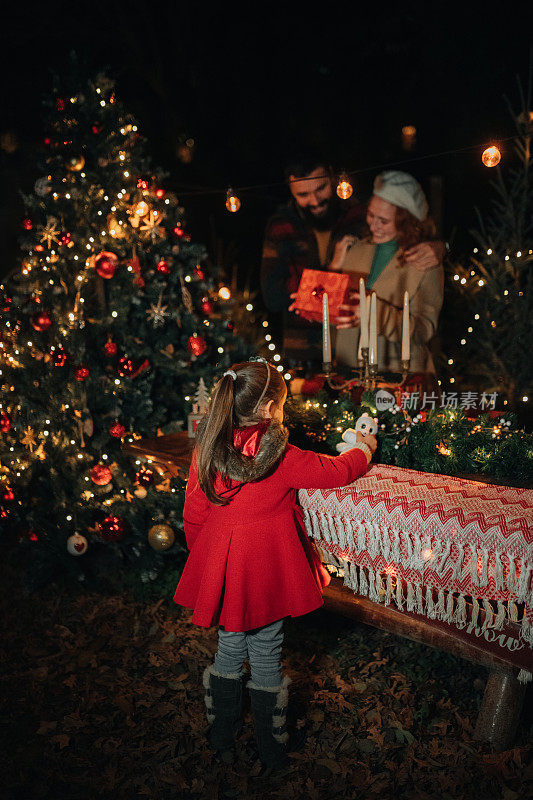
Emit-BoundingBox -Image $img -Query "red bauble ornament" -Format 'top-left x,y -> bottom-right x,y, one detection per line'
92,123 -> 102,134
194,265 -> 205,280
75,366 -> 90,382
58,232 -> 72,246
104,341 -> 118,357
109,422 -> 125,438
187,334 -> 207,356
155,188 -> 165,198
174,225 -> 185,238
52,347 -> 68,367
156,259 -> 170,275
2,487 -> 15,503
98,515 -> 128,542
95,251 -> 118,279
136,467 -> 154,487
118,357 -> 134,377
201,300 -> 213,315
90,464 -> 113,486
22,218 -> 32,231
0,412 -> 11,433
32,311 -> 52,332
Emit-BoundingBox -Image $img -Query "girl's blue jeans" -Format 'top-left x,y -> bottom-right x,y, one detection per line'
214,618 -> 284,688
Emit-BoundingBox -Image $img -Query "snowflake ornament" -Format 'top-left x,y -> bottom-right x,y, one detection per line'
146,292 -> 168,327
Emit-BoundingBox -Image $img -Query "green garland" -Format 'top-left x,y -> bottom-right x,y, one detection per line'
285,390 -> 533,486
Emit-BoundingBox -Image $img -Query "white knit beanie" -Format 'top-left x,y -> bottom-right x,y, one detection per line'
372,171 -> 428,221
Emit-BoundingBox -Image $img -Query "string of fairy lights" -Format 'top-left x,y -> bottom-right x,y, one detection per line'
194,140 -> 512,213
447,243 -> 532,405
193,135 -> 523,382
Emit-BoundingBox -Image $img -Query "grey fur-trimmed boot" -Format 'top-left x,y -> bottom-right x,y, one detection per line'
203,665 -> 244,764
247,676 -> 291,771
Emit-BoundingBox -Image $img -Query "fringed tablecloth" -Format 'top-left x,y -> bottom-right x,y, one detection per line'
299,464 -> 533,676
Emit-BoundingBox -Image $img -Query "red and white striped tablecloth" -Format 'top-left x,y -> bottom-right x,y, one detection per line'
299,464 -> 533,669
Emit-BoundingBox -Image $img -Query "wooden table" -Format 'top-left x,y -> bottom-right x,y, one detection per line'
124,432 -> 530,749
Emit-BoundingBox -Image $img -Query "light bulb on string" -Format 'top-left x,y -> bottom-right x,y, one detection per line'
482,145 -> 501,167
225,188 -> 241,213
401,125 -> 417,151
336,172 -> 353,200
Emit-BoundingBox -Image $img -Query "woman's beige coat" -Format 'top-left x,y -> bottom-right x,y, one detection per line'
334,240 -> 444,373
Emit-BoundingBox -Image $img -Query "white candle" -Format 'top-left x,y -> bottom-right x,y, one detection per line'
322,292 -> 331,364
402,290 -> 410,361
369,292 -> 377,365
359,278 -> 368,349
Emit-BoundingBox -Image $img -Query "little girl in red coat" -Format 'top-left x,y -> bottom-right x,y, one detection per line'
174,359 -> 376,770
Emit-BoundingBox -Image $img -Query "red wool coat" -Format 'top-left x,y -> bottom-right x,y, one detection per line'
173,422 -> 368,632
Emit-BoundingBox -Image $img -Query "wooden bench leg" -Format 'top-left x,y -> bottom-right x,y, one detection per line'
474,669 -> 526,750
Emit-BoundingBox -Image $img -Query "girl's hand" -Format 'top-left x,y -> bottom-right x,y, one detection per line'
356,430 -> 377,454
336,290 -> 361,329
330,235 -> 356,270
288,292 -> 320,322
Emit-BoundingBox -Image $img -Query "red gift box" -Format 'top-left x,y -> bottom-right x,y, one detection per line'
293,269 -> 350,323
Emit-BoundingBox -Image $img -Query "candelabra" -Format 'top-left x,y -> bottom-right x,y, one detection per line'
322,349 -> 411,392
319,287 -> 412,394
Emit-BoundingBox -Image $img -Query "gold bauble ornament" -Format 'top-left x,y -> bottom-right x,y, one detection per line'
107,213 -> 126,239
134,200 -> 150,217
66,154 -> 86,172
148,523 -> 175,551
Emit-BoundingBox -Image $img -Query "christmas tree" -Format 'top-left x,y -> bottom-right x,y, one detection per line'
0,69 -> 255,591
450,93 -> 533,415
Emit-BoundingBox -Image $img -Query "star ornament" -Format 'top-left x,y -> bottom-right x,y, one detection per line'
38,216 -> 60,248
21,426 -> 37,452
139,210 -> 165,242
146,292 -> 168,327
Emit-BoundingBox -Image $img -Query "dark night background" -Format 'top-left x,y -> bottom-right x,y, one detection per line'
1,4 -> 532,292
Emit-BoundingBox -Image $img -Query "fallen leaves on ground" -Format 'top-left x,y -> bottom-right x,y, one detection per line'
0,549 -> 531,800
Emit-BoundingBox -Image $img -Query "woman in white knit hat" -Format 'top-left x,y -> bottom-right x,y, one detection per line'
332,170 -> 444,379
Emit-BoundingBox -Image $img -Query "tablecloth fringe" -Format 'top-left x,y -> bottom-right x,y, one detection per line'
302,508 -> 533,648
303,508 -> 533,606
339,559 -> 533,647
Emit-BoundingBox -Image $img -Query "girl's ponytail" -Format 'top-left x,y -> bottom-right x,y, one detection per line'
195,361 -> 286,506
196,373 -> 236,505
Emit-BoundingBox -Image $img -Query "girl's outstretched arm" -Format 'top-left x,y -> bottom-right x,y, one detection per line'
182,452 -> 211,549
281,443 -> 370,490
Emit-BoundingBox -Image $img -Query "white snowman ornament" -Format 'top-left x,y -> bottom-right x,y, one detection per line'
336,412 -> 377,453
